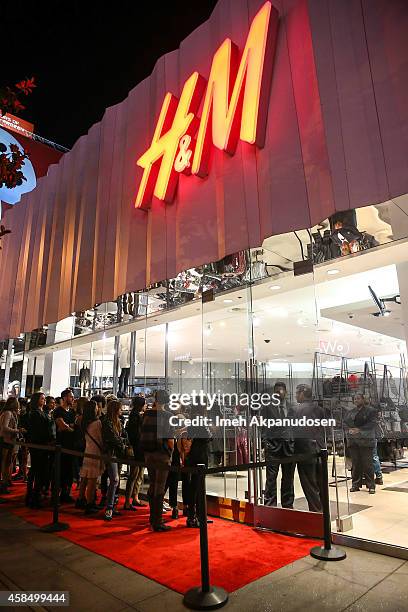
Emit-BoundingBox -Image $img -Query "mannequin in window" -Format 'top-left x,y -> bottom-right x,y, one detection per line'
118,335 -> 131,397
79,362 -> 91,395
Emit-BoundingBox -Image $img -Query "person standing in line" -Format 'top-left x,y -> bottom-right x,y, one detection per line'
53,388 -> 76,503
0,397 -> 22,494
80,400 -> 104,515
140,390 -> 174,532
368,396 -> 384,486
18,399 -> 30,482
261,382 -> 295,508
344,393 -> 376,494
183,404 -> 211,528
124,396 -> 147,510
42,396 -> 56,496
164,402 -> 189,519
91,395 -> 108,507
44,396 -> 56,417
294,384 -> 324,512
26,392 -> 54,508
101,399 -> 125,521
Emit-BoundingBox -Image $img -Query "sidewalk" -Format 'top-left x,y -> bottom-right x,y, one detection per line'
1,510 -> 408,612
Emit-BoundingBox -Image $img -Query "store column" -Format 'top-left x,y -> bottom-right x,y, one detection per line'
42,317 -> 74,396
2,339 -> 13,399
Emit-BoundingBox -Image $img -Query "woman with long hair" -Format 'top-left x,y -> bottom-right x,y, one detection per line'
101,399 -> 125,521
124,396 -> 146,510
0,397 -> 21,494
72,396 -> 88,492
78,400 -> 104,515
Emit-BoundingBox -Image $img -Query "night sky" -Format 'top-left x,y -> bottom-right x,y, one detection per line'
1,1 -> 218,149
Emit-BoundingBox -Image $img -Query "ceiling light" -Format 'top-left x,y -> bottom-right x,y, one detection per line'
327,269 -> 339,276
219,321 -> 226,327
204,324 -> 212,336
268,307 -> 288,318
223,299 -> 233,303
269,285 -> 281,290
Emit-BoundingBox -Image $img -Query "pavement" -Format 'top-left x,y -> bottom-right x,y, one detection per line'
1,510 -> 408,612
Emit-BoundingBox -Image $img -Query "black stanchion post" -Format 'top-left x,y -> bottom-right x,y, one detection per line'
310,449 -> 346,561
41,444 -> 69,533
183,464 -> 228,610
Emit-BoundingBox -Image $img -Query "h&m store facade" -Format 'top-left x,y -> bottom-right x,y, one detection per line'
1,0 -> 408,551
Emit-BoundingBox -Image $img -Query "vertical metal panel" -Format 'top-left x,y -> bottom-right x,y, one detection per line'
326,0 -> 389,208
362,0 -> 408,198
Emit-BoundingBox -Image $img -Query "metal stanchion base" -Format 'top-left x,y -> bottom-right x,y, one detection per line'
40,522 -> 70,533
183,586 -> 228,610
310,545 -> 347,561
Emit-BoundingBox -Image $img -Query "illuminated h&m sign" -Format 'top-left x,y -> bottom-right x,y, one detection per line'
135,1 -> 278,209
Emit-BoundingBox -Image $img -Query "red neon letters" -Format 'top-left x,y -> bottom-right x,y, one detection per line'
135,1 -> 279,209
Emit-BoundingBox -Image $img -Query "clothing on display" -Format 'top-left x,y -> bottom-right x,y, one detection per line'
119,368 -> 130,396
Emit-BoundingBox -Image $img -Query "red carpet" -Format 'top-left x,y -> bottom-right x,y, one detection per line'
2,483 -> 319,593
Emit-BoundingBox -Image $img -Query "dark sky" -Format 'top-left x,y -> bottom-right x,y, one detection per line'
1,1 -> 218,149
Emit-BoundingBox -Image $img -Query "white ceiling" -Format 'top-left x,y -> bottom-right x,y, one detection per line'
29,228 -> 408,373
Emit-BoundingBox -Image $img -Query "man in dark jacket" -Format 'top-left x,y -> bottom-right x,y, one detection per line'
27,392 -> 54,508
124,396 -> 146,509
261,382 -> 295,508
184,404 -> 211,527
294,384 -> 324,512
344,393 -> 376,493
140,390 -> 174,532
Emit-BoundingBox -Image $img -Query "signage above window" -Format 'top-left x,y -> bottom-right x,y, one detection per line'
135,1 -> 279,209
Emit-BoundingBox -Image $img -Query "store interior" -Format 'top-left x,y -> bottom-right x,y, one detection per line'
2,197 -> 408,548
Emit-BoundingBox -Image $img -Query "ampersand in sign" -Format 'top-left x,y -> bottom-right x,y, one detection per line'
174,134 -> 193,173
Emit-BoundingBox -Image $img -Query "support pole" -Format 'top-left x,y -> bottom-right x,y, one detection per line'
41,445 -> 69,533
310,449 -> 346,561
183,465 -> 228,610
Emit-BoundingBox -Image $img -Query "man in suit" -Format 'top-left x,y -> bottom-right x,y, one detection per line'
262,382 -> 295,508
294,384 -> 324,512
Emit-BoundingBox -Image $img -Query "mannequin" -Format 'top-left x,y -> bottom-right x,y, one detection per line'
118,334 -> 131,397
79,362 -> 91,395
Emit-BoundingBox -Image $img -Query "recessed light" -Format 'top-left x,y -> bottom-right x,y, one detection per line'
223,299 -> 233,303
270,285 -> 281,290
327,269 -> 340,276
268,307 -> 288,318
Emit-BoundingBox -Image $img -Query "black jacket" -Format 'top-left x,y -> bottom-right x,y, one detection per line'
293,400 -> 326,455
101,418 -> 125,457
125,410 -> 144,460
261,401 -> 295,456
28,409 -> 54,445
185,424 -> 211,466
344,405 -> 376,447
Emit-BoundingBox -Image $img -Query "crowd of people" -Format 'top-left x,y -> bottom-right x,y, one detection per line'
262,382 -> 382,512
0,388 -> 210,532
0,382 -> 381,529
